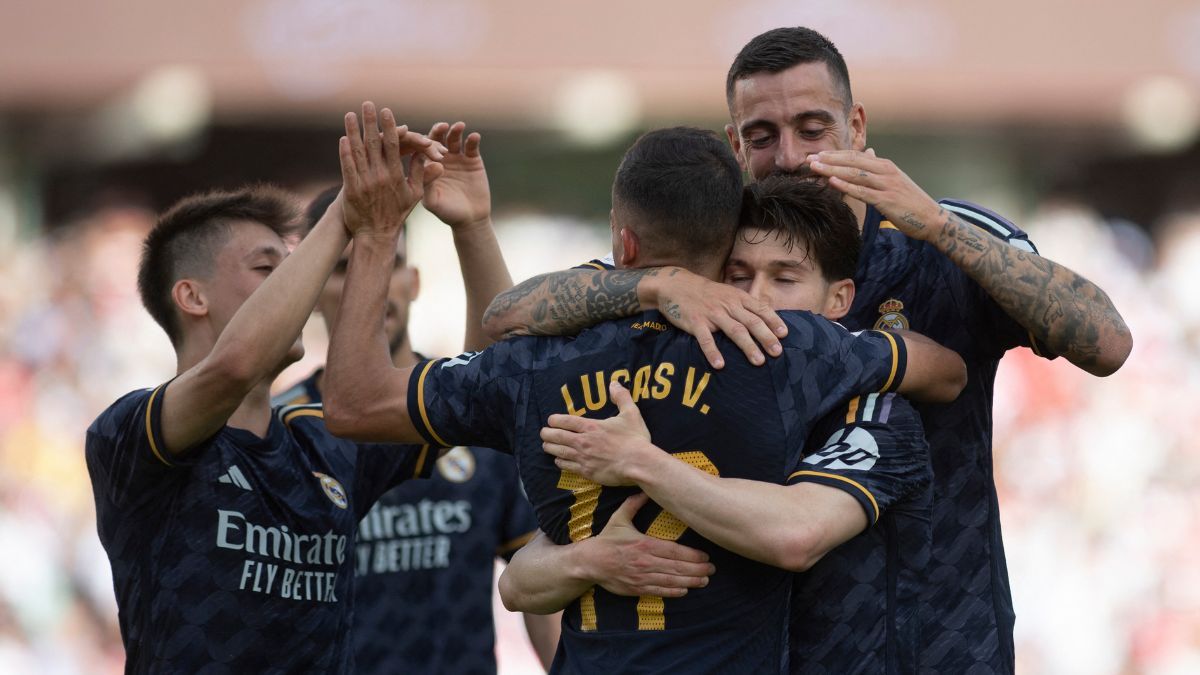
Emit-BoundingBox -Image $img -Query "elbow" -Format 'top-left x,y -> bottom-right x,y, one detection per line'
939,355 -> 969,402
1085,330 -> 1133,378
776,526 -> 828,573
497,571 -> 523,613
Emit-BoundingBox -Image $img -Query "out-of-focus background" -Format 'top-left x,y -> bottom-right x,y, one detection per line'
1,1 -> 1198,673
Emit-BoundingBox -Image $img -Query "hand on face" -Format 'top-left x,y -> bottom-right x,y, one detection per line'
806,148 -> 943,241
338,101 -> 445,239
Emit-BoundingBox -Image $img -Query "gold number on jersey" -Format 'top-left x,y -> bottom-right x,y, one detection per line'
636,451 -> 718,630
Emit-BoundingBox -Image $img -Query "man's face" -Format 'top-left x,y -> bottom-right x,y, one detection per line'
202,220 -> 305,363
316,238 -> 418,354
723,227 -> 846,317
726,62 -> 866,182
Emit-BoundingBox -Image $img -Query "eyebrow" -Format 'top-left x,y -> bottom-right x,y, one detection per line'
244,245 -> 286,262
739,109 -> 838,136
727,257 -> 813,271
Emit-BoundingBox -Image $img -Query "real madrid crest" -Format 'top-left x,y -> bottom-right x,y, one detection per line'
874,298 -> 910,330
437,447 -> 476,483
312,471 -> 348,509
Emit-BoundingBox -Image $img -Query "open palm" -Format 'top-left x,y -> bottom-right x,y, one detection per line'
422,121 -> 491,229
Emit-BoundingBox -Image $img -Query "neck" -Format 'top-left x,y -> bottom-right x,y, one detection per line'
848,196 -> 868,233
226,382 -> 273,437
633,254 -> 723,282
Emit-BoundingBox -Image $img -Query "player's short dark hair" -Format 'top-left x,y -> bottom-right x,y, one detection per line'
612,127 -> 743,267
725,27 -> 853,112
739,176 -> 860,281
138,186 -> 299,347
303,185 -> 341,233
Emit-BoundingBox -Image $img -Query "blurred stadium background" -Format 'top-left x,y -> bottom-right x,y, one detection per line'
1,1 -> 1198,673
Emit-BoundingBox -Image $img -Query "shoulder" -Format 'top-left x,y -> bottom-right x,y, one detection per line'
275,402 -> 328,434
87,387 -> 160,439
939,198 -> 1037,252
777,310 -> 849,345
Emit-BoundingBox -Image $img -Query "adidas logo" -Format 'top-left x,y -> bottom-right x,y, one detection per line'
217,465 -> 253,491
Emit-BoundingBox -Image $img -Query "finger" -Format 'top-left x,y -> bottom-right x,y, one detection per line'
428,122 -> 450,147
827,175 -> 879,204
546,413 -> 591,433
541,441 -> 577,460
345,112 -> 367,175
554,458 -> 584,474
380,108 -> 403,177
338,136 -> 360,195
408,154 -> 427,199
361,101 -> 382,165
807,150 -> 888,173
627,570 -> 711,588
807,160 -> 883,187
734,304 -> 783,357
610,492 -> 651,523
464,131 -> 482,158
641,539 -> 714,567
716,318 -> 764,366
609,381 -> 640,418
446,121 -> 466,154
693,328 -> 724,370
865,147 -> 877,157
539,426 -> 582,447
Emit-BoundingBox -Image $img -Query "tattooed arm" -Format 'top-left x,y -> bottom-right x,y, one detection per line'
809,149 -> 1132,376
482,266 -> 788,369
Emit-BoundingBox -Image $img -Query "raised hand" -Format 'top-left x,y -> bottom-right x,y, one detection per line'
806,148 -> 942,241
647,267 -> 787,368
422,121 -> 492,230
541,381 -> 655,486
339,101 -> 444,238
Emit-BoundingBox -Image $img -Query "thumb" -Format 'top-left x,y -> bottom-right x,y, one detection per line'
865,147 -> 877,157
610,492 -> 650,525
610,381 -> 640,418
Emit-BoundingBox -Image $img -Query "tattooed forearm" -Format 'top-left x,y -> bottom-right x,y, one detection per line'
931,209 -> 1132,375
482,268 -> 655,339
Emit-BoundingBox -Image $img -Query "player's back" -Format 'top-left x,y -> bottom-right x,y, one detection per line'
408,310 -> 907,674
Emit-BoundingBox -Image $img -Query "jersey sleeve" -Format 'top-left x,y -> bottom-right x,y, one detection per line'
492,453 -> 538,562
781,314 -> 908,419
84,383 -> 200,511
571,254 -> 615,271
787,394 -> 931,526
939,199 -> 1058,360
350,441 -> 438,520
405,348 -> 524,453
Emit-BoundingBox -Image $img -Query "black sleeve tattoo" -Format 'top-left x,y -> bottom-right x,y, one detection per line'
482,268 -> 657,338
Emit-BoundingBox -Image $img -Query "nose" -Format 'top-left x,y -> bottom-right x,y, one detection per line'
774,131 -> 809,174
747,275 -> 773,308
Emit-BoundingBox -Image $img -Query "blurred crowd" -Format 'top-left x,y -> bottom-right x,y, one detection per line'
0,193 -> 1196,674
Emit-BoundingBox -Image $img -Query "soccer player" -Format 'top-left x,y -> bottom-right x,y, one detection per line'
521,177 -> 934,673
273,121 -> 560,672
322,127 -> 967,672
85,105 -> 449,672
482,27 -> 1134,673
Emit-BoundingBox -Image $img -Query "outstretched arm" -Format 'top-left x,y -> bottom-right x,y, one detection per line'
809,149 -> 1132,376
423,121 -> 513,351
483,266 -> 788,369
499,494 -> 715,614
159,102 -> 440,454
323,103 -> 434,443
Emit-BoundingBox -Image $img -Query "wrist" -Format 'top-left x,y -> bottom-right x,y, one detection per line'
624,441 -> 667,487
449,215 -> 495,238
636,267 -> 674,311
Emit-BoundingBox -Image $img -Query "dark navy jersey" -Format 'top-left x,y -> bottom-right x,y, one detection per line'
85,382 -> 433,674
788,394 -> 932,675
405,310 -> 908,674
843,202 -> 1056,673
275,372 -> 538,675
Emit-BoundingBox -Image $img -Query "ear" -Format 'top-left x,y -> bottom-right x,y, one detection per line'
822,278 -> 855,321
849,102 -> 867,152
617,227 -> 640,268
172,279 -> 208,319
725,123 -> 747,173
405,267 -> 421,302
